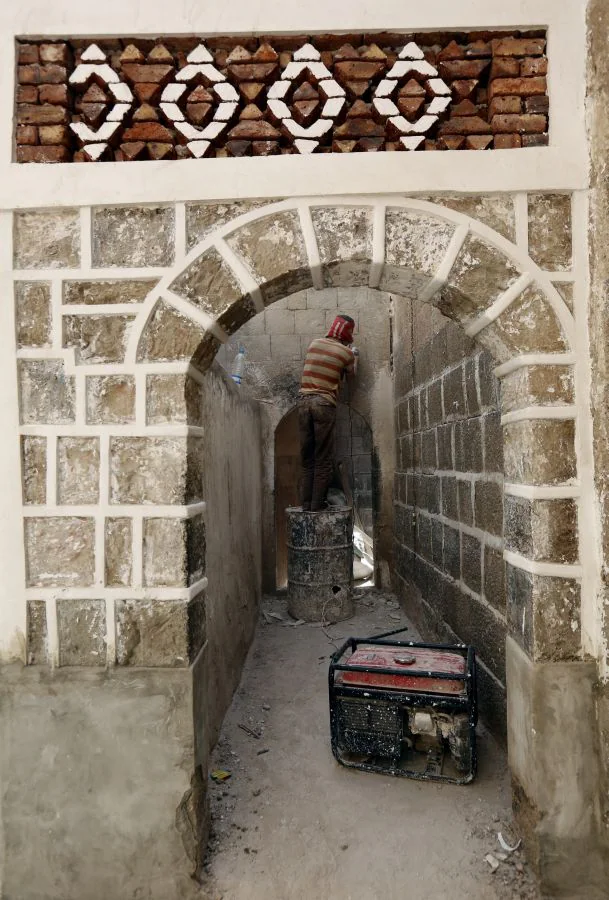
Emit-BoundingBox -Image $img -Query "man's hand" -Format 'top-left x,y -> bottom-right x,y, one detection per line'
351,346 -> 359,376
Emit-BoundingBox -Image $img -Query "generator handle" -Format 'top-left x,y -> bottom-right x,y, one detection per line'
330,637 -> 355,666
364,625 -> 410,641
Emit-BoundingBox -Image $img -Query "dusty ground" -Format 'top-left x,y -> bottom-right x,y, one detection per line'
201,589 -> 538,900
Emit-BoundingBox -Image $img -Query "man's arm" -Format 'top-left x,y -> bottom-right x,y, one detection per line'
347,346 -> 359,376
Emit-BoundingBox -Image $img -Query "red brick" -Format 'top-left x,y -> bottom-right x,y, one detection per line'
334,61 -> 387,81
465,135 -> 493,150
438,40 -> 465,61
133,103 -> 159,122
17,85 -> 38,103
489,76 -> 547,99
343,81 -> 370,100
39,125 -> 70,145
39,65 -> 68,84
18,65 -> 41,85
332,139 -> 357,152
347,100 -> 372,118
121,122 -> 175,142
254,43 -> 279,63
397,97 -> 425,119
334,44 -> 360,61
494,134 -> 522,149
491,113 -> 547,134
120,45 -> 146,64
240,82 -> 266,103
336,117 -> 385,139
464,40 -> 492,58
258,34 -> 308,51
521,57 -> 548,76
120,141 -> 146,160
16,125 -> 38,145
40,43 -> 70,65
229,120 -> 281,140
525,95 -> 549,114
358,137 -> 384,151
522,133 -> 549,147
492,37 -> 546,57
147,142 -> 175,160
17,145 -> 70,163
438,135 -> 465,150
81,103 -> 107,126
16,104 -> 68,125
226,63 -> 278,83
252,140 -> 280,155
439,115 -> 492,135
38,84 -> 69,105
489,57 -> 520,79
451,80 -> 479,101
18,44 -> 39,65
226,140 -> 252,157
439,59 -> 490,80
488,96 -> 522,118
133,84 -> 163,104
121,64 -> 174,84
450,99 -> 478,116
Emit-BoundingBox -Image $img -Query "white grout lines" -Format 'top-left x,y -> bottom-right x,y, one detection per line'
13,192 -> 587,665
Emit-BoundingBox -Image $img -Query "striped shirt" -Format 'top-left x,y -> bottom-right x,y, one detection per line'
300,337 -> 355,405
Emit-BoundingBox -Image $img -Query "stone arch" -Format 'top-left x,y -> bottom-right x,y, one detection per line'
128,199 -> 581,657
128,197 -> 575,370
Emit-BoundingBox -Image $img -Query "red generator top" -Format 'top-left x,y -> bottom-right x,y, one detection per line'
335,644 -> 467,696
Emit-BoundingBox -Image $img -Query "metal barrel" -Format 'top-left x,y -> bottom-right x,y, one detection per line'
286,506 -> 354,622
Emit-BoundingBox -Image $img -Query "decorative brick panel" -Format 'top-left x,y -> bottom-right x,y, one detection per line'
14,30 -> 548,161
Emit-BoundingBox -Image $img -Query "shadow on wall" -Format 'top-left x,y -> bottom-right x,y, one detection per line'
274,402 -> 374,589
186,362 -> 264,753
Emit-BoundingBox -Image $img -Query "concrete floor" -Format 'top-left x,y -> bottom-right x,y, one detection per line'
202,589 -> 539,900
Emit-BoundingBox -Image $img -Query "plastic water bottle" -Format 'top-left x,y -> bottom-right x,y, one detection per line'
231,345 -> 246,385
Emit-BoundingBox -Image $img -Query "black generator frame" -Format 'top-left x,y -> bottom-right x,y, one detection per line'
328,630 -> 478,784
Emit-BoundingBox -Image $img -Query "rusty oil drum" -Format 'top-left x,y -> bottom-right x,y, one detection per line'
286,506 -> 354,623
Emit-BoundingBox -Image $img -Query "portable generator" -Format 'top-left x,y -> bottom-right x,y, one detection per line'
328,629 -> 477,784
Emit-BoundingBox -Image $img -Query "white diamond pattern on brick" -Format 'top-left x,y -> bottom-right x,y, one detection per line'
69,45 -> 134,156
372,42 -> 451,150
160,43 -> 239,159
268,43 -> 346,154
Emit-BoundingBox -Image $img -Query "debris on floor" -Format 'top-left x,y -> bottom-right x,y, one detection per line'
203,588 -> 539,900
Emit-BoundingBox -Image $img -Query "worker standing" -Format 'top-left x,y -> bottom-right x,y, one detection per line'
298,314 -> 359,511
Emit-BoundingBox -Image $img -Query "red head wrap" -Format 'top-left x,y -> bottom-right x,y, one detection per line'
327,314 -> 355,344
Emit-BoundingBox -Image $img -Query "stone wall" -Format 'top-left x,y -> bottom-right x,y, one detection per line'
392,298 -> 506,735
586,0 -> 609,883
197,363 -> 263,744
4,191 -> 593,898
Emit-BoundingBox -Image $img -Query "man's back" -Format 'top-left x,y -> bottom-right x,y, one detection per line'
300,337 -> 355,404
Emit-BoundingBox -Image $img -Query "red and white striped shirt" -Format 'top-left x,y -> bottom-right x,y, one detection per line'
300,337 -> 355,405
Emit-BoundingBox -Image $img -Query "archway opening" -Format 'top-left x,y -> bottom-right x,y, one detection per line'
131,196 -> 581,887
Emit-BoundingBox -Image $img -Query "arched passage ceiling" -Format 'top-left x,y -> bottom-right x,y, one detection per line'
129,197 -> 574,376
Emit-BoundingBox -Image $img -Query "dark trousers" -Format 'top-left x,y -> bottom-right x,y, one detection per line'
298,394 -> 336,511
